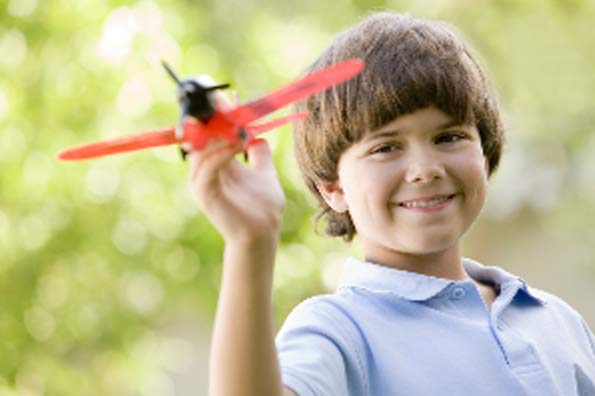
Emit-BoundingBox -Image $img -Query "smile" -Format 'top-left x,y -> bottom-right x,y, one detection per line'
398,194 -> 456,210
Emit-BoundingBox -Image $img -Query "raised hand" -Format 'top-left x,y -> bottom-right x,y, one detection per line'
188,138 -> 286,246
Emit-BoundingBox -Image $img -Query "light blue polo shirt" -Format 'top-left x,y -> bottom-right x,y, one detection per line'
276,257 -> 595,396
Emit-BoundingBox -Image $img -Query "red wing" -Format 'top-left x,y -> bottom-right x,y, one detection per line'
225,59 -> 364,127
245,112 -> 308,139
58,127 -> 179,161
58,59 -> 364,161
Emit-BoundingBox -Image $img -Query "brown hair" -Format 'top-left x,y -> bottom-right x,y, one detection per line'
293,12 -> 505,242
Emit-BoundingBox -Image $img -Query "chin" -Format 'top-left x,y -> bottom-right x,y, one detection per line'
401,236 -> 457,255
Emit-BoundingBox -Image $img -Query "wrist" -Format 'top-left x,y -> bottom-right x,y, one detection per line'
224,227 -> 280,252
224,233 -> 279,276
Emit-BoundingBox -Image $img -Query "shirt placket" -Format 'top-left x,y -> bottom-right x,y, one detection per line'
490,281 -> 561,395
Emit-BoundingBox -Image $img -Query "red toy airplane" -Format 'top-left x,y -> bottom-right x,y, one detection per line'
58,59 -> 365,161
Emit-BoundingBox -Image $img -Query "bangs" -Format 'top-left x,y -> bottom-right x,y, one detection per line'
359,51 -> 478,135
292,12 -> 504,241
309,22 -> 481,146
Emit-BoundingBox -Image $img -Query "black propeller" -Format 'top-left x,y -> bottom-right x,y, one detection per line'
161,61 -> 230,140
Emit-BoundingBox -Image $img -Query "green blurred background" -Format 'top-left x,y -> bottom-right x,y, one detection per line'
0,0 -> 594,394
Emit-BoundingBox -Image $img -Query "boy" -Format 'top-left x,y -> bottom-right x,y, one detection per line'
188,12 -> 595,396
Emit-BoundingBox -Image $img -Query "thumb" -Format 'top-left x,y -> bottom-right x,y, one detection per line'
247,138 -> 273,171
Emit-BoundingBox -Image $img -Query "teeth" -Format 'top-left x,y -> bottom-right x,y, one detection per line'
402,196 -> 450,208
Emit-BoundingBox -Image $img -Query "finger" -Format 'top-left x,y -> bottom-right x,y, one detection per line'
190,141 -> 243,187
246,138 -> 273,171
188,139 -> 231,178
189,141 -> 235,182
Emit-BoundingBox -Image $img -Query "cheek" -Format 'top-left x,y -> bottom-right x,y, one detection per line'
340,164 -> 396,212
450,150 -> 488,197
461,144 -> 488,175
464,158 -> 489,203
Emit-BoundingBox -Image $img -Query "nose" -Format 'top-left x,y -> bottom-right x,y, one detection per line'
404,150 -> 445,184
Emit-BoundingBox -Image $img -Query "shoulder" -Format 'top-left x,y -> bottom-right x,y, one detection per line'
526,286 -> 595,353
528,286 -> 584,320
277,292 -> 370,366
276,293 -> 371,396
279,292 -> 361,337
526,286 -> 591,327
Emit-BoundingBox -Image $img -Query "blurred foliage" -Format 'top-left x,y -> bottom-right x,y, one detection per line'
0,0 -> 594,394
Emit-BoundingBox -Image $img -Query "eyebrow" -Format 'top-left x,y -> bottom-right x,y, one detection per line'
364,120 -> 463,142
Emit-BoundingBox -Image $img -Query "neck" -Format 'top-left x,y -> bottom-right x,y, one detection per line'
363,243 -> 467,281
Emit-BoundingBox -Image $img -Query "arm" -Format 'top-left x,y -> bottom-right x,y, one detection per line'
188,137 -> 295,396
213,237 -> 298,396
210,237 -> 283,396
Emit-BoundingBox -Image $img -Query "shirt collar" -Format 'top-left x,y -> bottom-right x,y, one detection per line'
338,256 -> 546,304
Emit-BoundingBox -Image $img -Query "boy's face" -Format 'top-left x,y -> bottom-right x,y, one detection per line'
318,106 -> 488,265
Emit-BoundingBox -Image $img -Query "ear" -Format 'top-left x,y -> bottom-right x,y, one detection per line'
316,181 -> 349,213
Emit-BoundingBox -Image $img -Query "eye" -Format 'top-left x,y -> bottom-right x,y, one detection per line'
435,131 -> 468,144
369,142 -> 401,155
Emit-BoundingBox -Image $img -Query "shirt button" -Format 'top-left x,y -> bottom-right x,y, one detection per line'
450,287 -> 466,300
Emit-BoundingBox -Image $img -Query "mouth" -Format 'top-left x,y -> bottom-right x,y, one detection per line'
397,194 -> 457,210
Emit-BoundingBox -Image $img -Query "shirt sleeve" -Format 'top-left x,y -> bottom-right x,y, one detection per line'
275,296 -> 368,396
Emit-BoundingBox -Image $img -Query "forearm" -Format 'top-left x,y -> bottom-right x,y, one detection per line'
208,236 -> 284,396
